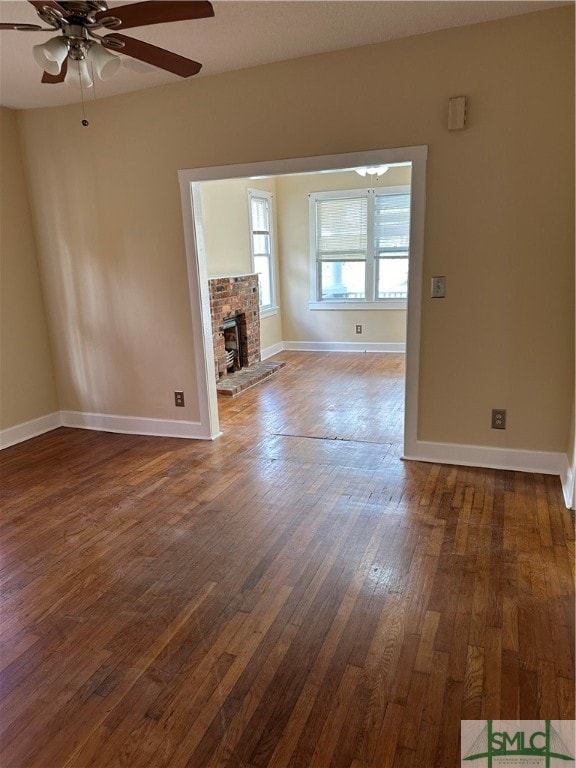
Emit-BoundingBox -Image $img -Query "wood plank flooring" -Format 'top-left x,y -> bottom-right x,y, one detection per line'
0,351 -> 574,767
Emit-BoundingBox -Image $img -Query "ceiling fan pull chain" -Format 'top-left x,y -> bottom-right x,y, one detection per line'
79,71 -> 89,126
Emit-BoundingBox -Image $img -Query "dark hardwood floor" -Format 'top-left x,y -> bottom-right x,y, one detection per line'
0,352 -> 574,767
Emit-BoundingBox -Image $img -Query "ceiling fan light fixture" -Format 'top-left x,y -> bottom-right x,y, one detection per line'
4,0 -> 214,89
32,35 -> 68,75
88,42 -> 121,80
65,57 -> 93,89
355,165 -> 390,177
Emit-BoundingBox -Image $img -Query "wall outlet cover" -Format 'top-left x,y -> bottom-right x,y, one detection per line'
491,409 -> 506,429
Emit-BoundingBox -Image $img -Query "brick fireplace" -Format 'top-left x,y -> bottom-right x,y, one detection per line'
208,275 -> 261,381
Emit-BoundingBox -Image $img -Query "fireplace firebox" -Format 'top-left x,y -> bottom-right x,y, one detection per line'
222,315 -> 246,373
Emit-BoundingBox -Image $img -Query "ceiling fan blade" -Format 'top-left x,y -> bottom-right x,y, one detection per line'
95,1 -> 213,30
0,23 -> 44,30
102,34 -> 202,77
41,58 -> 67,83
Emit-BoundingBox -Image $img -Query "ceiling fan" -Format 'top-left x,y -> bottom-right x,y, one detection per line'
0,1 -> 214,88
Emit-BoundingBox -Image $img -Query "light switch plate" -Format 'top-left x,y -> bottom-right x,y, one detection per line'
431,276 -> 446,298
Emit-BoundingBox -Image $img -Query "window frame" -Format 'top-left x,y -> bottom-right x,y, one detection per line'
309,185 -> 410,310
247,188 -> 278,318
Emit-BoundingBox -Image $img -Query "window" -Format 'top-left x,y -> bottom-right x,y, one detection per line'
310,186 -> 411,308
248,189 -> 277,315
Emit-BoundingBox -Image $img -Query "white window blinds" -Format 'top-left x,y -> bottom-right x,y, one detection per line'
315,196 -> 367,261
374,193 -> 411,257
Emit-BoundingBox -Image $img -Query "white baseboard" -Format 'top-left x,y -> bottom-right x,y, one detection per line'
3,413 -> 572,508
404,440 -> 566,477
283,341 -> 406,353
261,341 -> 285,360
560,454 -> 575,509
60,411 -> 214,440
0,412 -> 62,449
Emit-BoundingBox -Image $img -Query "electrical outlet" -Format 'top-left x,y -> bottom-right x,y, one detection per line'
356,324 -> 363,334
491,409 -> 506,429
174,391 -> 185,407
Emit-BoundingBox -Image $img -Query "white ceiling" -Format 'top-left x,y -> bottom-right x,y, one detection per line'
0,0 -> 569,109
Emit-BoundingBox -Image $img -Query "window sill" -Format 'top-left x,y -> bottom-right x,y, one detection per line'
308,300 -> 407,311
260,306 -> 280,319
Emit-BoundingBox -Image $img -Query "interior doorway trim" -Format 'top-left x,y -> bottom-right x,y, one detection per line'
178,145 -> 427,455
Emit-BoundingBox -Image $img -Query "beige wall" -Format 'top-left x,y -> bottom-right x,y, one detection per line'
0,107 -> 58,430
276,166 -> 410,344
259,310 -> 283,355
200,176 -> 282,352
201,177 -> 263,276
16,7 -> 574,452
